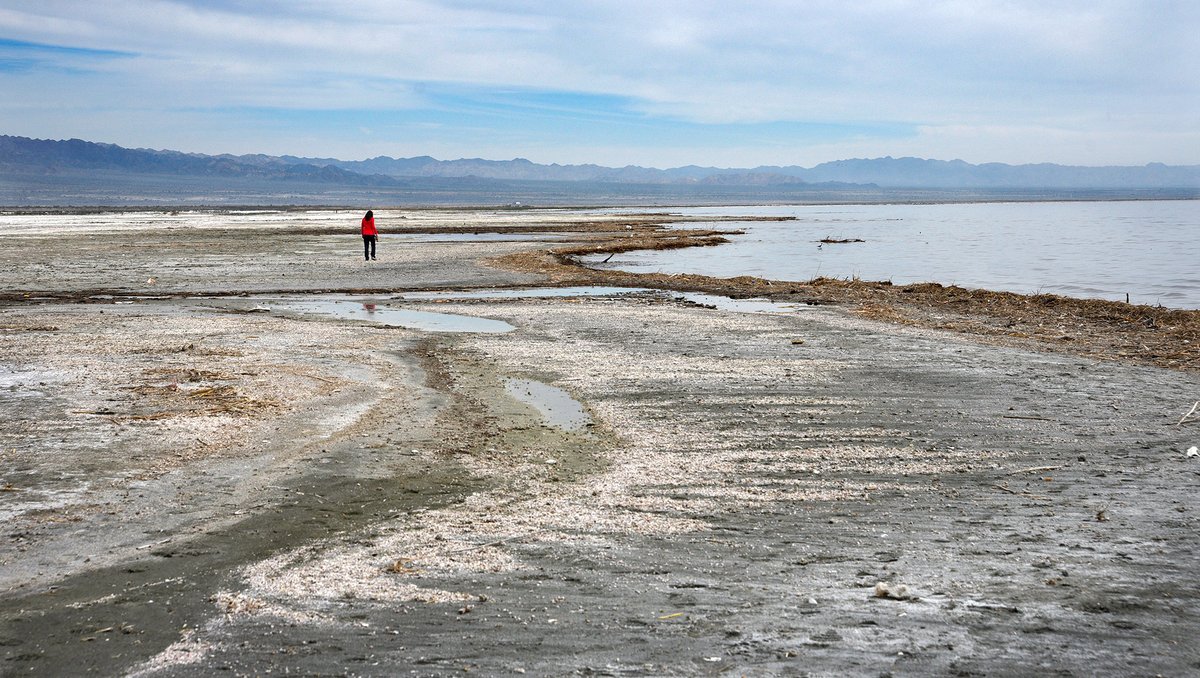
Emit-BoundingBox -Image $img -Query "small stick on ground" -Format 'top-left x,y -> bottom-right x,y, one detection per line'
992,484 -> 1053,502
1177,401 -> 1199,427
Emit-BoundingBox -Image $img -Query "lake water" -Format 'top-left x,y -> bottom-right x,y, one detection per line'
585,200 -> 1200,309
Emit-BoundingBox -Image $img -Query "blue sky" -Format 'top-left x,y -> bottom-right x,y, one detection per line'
1,1 -> 1197,168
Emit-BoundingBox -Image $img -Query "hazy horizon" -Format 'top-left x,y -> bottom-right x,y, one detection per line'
14,133 -> 1197,171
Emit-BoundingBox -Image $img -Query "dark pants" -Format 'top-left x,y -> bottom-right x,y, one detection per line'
363,235 -> 376,260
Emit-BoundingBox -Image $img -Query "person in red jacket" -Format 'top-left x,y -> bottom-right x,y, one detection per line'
361,210 -> 378,261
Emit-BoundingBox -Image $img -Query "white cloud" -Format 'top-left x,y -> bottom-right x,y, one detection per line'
0,0 -> 1196,165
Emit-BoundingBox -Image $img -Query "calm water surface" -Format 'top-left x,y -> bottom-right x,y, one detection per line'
588,201 -> 1200,308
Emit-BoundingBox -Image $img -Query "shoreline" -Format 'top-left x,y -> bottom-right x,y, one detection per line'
5,205 -> 1195,373
492,229 -> 1200,373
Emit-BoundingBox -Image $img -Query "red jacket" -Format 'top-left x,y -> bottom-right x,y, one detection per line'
361,216 -> 377,236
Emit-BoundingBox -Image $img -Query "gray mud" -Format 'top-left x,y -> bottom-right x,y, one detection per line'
2,210 -> 1199,676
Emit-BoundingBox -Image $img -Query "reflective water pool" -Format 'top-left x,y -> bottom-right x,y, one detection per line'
274,299 -> 516,333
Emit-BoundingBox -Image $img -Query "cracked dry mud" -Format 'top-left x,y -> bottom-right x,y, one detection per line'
1,209 -> 1199,677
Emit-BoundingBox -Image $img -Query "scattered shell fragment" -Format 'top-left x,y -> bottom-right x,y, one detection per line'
873,582 -> 912,600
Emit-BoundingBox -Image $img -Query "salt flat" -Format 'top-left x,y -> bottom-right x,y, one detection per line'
1,209 -> 1197,676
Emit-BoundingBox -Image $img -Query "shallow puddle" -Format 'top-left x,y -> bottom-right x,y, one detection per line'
219,286 -> 800,334
674,292 -> 811,314
398,286 -> 648,301
276,300 -> 515,333
504,377 -> 591,431
396,286 -> 806,316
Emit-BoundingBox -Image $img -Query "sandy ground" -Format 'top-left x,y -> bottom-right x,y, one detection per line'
1,209 -> 1199,677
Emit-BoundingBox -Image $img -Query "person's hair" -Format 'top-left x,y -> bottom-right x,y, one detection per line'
365,210 -> 373,219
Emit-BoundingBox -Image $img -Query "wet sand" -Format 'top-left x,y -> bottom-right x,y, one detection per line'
1,209 -> 1199,676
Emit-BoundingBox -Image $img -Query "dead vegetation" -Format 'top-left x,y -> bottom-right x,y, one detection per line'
143,366 -> 240,383
818,277 -> 1200,371
109,368 -> 281,421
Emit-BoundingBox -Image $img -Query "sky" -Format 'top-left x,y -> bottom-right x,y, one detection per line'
0,1 -> 1197,168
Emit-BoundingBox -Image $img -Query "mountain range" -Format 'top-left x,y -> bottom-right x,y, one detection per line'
1,134 -> 1197,206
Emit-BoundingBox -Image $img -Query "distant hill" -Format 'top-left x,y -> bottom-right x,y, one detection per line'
0,135 -> 757,186
283,147 -> 1200,190
0,135 -> 395,186
755,157 -> 1200,190
1,134 -> 1197,206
